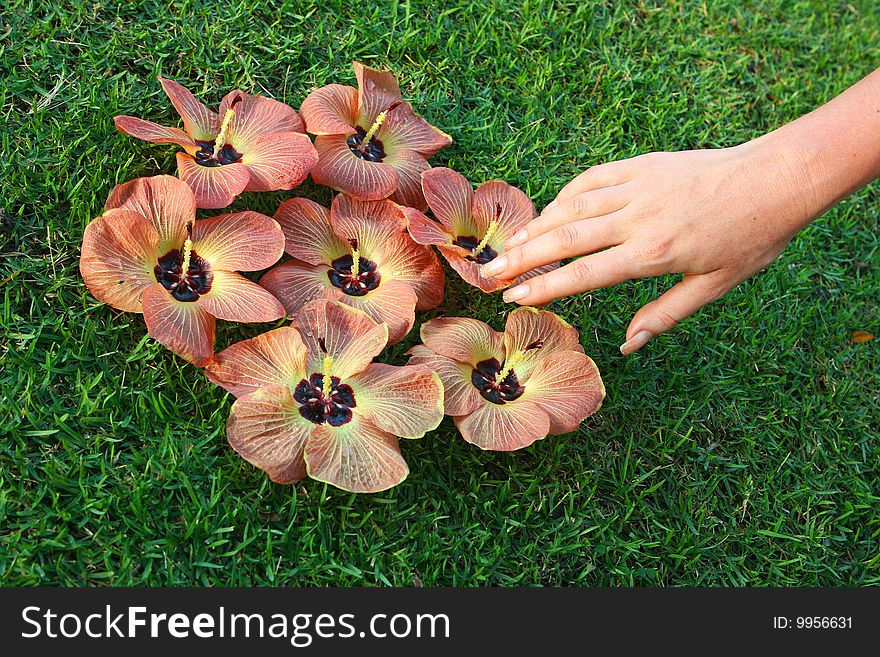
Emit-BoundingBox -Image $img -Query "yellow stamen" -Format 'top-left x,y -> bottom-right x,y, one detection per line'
495,350 -> 526,385
350,244 -> 361,277
475,220 -> 498,256
212,108 -> 236,157
322,356 -> 334,397
180,222 -> 194,274
359,100 -> 401,151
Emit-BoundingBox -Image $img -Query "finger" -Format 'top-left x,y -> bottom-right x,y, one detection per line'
483,215 -> 620,279
552,160 -> 636,208
620,271 -> 731,355
501,245 -> 635,306
504,189 -> 629,249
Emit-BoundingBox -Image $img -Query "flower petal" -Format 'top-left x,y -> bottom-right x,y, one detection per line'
421,167 -> 477,235
176,152 -> 251,210
419,317 -> 504,365
79,209 -> 159,313
141,283 -> 215,366
438,245 -> 510,293
197,271 -> 286,323
158,77 -> 218,141
385,149 -> 430,211
504,306 -> 584,382
380,100 -> 452,158
353,61 -> 402,126
406,345 -> 483,416
342,278 -> 417,345
227,385 -> 312,484
454,398 -> 551,451
293,299 -> 389,379
191,210 -> 284,272
311,134 -> 399,201
206,327 -> 308,398
113,115 -> 197,153
403,207 -> 453,246
219,91 -> 305,148
241,131 -> 318,192
513,261 -> 561,287
473,180 -> 536,245
260,259 -> 342,318
274,197 -> 347,265
348,363 -> 444,439
523,351 -> 605,435
300,84 -> 359,135
104,174 -> 195,253
329,195 -> 407,258
371,233 -> 444,311
305,414 -> 408,493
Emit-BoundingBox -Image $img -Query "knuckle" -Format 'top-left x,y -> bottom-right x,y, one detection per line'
555,224 -> 582,251
567,258 -> 593,283
571,193 -> 590,216
637,234 -> 674,267
653,306 -> 681,330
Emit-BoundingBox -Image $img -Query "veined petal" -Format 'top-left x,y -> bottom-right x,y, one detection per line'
406,345 -> 483,416
329,195 -> 407,258
113,116 -> 198,154
454,398 -> 551,451
104,174 -> 195,253
197,271 -> 286,323
206,327 -> 308,398
260,259 -> 342,318
403,207 -> 453,246
241,131 -> 318,192
293,299 -> 389,379
191,211 -> 284,272
158,77 -> 218,141
311,134 -> 398,201
353,61 -> 402,126
220,91 -> 305,149
227,385 -> 312,484
473,180 -> 536,245
504,307 -> 584,382
380,100 -> 452,158
79,209 -> 159,313
305,414 -> 408,493
274,198 -> 347,265
421,167 -> 477,235
385,149 -> 430,211
439,245 -> 510,293
300,84 -> 359,135
176,152 -> 250,210
371,233 -> 444,311
523,351 -> 605,435
348,363 -> 444,439
141,283 -> 215,366
342,278 -> 417,345
419,316 -> 504,365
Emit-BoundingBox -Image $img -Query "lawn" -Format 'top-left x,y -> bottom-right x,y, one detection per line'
1,0 -> 878,586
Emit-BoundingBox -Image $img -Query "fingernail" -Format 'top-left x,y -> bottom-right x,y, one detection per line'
502,284 -> 529,303
619,330 -> 652,356
481,255 -> 507,277
505,230 -> 528,248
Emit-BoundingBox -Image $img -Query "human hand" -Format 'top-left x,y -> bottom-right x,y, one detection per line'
481,140 -> 822,354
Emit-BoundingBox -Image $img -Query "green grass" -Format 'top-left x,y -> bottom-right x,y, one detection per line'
1,0 -> 878,586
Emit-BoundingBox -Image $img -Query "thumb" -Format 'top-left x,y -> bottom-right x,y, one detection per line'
620,272 -> 730,355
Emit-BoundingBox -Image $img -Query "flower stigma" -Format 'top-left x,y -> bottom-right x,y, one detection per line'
359,100 -> 401,152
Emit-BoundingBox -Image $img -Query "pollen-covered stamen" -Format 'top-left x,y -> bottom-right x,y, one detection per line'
348,239 -> 361,277
475,203 -> 502,256
361,100 -> 401,151
180,222 -> 194,275
494,338 -> 544,385
212,95 -> 241,157
321,355 -> 334,398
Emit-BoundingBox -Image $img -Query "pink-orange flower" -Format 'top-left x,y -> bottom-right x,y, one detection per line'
114,77 -> 318,209
205,299 -> 444,492
407,307 -> 605,451
260,194 -> 444,344
79,175 -> 286,366
299,61 -> 451,210
406,167 -> 559,292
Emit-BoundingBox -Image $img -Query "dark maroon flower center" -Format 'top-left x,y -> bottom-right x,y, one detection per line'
328,254 -> 381,296
471,358 -> 525,405
194,140 -> 243,167
294,372 -> 356,426
154,249 -> 213,302
454,235 -> 498,265
347,126 -> 386,162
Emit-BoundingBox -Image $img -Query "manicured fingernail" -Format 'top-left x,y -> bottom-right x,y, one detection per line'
619,330 -> 652,355
502,284 -> 529,303
481,255 -> 507,277
505,230 -> 528,248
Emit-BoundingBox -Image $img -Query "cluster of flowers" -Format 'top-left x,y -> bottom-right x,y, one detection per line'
80,62 -> 605,493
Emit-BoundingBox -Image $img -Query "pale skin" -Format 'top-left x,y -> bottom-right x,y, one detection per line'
483,68 -> 880,355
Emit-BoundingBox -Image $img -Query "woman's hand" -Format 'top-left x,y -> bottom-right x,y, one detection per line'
482,141 -> 823,354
